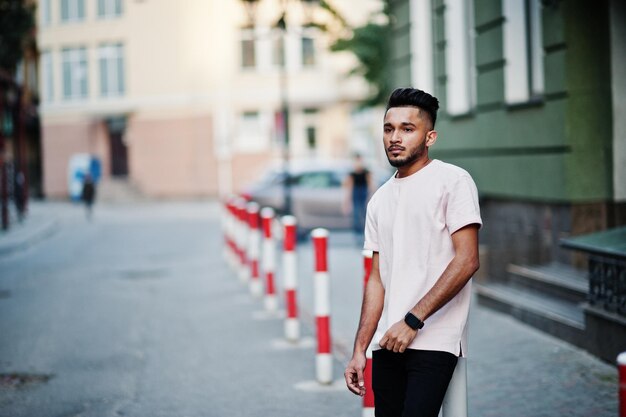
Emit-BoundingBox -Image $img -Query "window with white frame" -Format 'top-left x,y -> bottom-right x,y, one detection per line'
61,0 -> 85,23
97,0 -> 123,18
41,51 -> 54,102
241,30 -> 256,69
62,47 -> 88,99
40,0 -> 52,26
99,43 -> 125,97
410,0 -> 434,94
503,0 -> 544,104
444,0 -> 474,116
272,33 -> 285,68
303,108 -> 318,151
236,111 -> 269,152
301,36 -> 315,67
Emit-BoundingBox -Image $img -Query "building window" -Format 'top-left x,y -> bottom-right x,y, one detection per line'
272,34 -> 285,68
61,0 -> 85,23
302,108 -> 318,153
306,126 -> 316,149
237,111 -> 269,152
410,0 -> 434,93
241,30 -> 256,69
99,43 -> 125,97
62,47 -> 88,99
40,0 -> 52,26
444,0 -> 474,116
503,0 -> 544,104
301,36 -> 315,67
97,0 -> 123,18
41,51 -> 54,102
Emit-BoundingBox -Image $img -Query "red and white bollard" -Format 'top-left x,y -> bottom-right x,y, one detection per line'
282,215 -> 299,342
312,228 -> 332,385
223,199 -> 235,269
261,208 -> 278,311
235,198 -> 249,283
221,199 -> 229,263
362,250 -> 374,417
619,352 -> 626,417
247,202 -> 262,297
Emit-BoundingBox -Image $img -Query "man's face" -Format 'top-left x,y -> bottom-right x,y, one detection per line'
383,107 -> 435,168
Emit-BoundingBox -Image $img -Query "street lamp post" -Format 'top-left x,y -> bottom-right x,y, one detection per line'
241,0 -> 319,216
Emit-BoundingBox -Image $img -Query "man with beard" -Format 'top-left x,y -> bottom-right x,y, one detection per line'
344,88 -> 482,417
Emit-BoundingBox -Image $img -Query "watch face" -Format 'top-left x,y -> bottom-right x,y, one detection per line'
405,312 -> 423,329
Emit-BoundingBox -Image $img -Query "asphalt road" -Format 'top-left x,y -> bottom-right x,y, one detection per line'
0,201 -> 619,417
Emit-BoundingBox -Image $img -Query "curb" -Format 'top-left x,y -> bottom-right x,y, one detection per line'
0,218 -> 59,257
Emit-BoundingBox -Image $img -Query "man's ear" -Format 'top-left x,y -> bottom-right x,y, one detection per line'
426,130 -> 438,147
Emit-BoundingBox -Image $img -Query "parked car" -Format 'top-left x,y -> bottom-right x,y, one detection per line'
241,161 -> 391,235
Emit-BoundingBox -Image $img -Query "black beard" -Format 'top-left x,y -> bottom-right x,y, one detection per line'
386,140 -> 426,168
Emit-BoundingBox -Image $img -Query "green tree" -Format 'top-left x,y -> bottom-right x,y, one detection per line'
328,5 -> 391,107
0,0 -> 36,74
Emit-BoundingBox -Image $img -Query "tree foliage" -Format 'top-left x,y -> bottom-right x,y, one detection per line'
328,5 -> 391,107
0,0 -> 36,74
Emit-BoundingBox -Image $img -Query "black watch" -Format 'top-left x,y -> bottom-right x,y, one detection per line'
404,312 -> 424,330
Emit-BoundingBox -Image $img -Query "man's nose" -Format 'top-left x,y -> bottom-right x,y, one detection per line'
390,130 -> 401,143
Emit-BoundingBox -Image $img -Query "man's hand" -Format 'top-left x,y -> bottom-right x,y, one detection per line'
344,353 -> 367,396
379,320 -> 417,353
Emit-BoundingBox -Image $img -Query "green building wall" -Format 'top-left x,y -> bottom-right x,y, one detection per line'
388,0 -> 614,203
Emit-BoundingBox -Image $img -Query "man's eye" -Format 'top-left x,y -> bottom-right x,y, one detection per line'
404,128 -> 413,132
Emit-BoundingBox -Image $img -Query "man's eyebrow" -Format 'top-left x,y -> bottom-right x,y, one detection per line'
400,122 -> 416,127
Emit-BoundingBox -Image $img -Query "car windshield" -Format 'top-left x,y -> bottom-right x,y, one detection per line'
293,171 -> 342,188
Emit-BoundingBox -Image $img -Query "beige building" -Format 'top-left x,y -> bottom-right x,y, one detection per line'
36,0 -> 378,198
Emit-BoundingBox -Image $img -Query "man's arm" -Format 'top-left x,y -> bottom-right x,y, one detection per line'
344,252 -> 384,396
378,224 -> 480,353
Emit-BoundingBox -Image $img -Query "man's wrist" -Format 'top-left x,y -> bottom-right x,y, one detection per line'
404,312 -> 424,330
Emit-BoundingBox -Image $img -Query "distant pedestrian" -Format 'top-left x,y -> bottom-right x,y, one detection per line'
14,171 -> 26,222
343,153 -> 373,238
344,88 -> 482,417
81,173 -> 96,220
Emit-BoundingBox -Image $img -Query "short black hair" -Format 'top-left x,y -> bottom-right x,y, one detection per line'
385,88 -> 440,128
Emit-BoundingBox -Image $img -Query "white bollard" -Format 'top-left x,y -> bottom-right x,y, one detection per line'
312,228 -> 332,385
441,357 -> 468,417
247,202 -> 262,297
261,208 -> 277,311
282,215 -> 299,342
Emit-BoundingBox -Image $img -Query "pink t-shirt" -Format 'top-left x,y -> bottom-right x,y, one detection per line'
364,159 -> 482,356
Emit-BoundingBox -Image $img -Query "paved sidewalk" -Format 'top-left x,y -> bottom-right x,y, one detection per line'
0,201 -> 619,416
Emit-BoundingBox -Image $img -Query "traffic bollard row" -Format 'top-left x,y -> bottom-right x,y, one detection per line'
221,198 -> 474,410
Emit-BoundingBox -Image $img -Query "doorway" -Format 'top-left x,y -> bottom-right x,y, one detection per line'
106,117 -> 128,177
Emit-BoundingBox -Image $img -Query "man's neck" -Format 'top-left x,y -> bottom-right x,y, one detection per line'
396,156 -> 432,178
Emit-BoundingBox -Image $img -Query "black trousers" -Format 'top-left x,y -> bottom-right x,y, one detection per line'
372,349 -> 458,417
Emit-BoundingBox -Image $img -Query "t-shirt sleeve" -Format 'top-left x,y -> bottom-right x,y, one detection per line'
446,174 -> 482,234
364,198 -> 379,252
